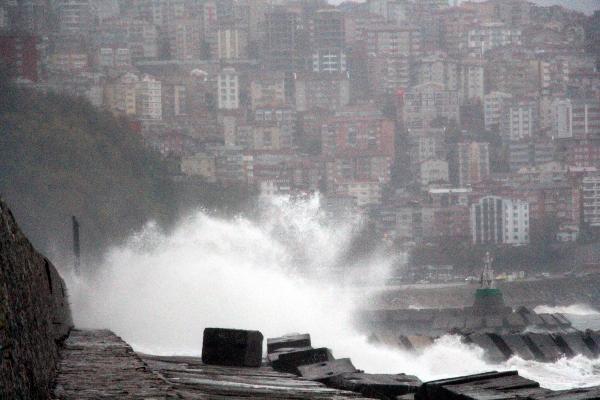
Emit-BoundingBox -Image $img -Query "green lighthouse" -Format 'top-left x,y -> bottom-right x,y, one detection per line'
472,252 -> 507,315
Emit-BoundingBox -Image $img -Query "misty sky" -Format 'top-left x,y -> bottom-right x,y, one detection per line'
327,0 -> 600,15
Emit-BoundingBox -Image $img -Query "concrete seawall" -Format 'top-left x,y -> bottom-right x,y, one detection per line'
0,198 -> 73,399
375,274 -> 600,310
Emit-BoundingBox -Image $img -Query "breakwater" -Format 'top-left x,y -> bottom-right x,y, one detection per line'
0,198 -> 73,399
375,275 -> 600,310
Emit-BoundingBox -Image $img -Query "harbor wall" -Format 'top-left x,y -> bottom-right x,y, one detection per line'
377,274 -> 600,310
0,198 -> 73,399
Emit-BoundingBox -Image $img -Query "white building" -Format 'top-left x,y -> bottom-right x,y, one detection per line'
484,91 -> 512,131
218,29 -> 247,61
218,67 -> 240,110
583,174 -> 600,228
136,74 -> 162,120
467,22 -> 521,55
420,159 -> 449,186
471,196 -> 530,245
500,99 -> 537,142
553,98 -> 600,139
312,49 -> 347,73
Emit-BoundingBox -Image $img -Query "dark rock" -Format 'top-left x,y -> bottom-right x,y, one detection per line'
202,328 -> 263,367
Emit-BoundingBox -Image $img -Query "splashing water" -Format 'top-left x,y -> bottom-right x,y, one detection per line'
64,195 -> 600,390
534,304 -> 600,316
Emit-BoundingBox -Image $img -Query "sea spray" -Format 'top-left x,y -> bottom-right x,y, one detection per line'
64,195 -> 600,390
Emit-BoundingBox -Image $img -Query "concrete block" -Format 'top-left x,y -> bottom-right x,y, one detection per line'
584,331 -> 600,357
465,315 -> 484,331
524,333 -> 564,362
500,334 -> 536,360
504,313 -> 527,330
202,328 -> 263,367
405,336 -> 434,352
553,332 -> 595,358
538,313 -> 559,328
465,334 -> 509,363
485,316 -> 504,330
552,313 -> 571,327
272,347 -> 333,374
267,334 -> 311,354
267,346 -> 313,363
415,371 -> 541,400
297,358 -> 356,382
330,372 -> 421,398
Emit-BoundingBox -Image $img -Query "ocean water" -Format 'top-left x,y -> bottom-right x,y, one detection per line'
64,195 -> 600,390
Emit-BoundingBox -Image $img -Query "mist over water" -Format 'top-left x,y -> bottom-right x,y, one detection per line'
65,195 -> 600,390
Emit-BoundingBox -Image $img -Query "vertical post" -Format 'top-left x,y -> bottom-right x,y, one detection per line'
72,216 -> 80,275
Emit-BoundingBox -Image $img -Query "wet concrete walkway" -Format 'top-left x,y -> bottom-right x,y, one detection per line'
52,330 -> 178,399
52,330 -> 368,399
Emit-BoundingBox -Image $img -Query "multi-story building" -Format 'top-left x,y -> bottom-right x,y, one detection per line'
136,74 -> 162,120
1,0 -> 53,35
471,196 -> 530,245
98,47 -> 131,69
562,138 -> 600,169
168,17 -> 202,61
508,139 -> 555,172
295,72 -> 350,112
0,35 -> 40,82
312,8 -> 345,50
264,7 -> 304,72
367,0 -> 410,24
414,54 -> 484,103
250,73 -> 286,110
104,72 -> 139,116
500,99 -> 538,142
484,91 -> 512,131
450,141 -> 490,186
321,105 -> 395,158
583,174 -> 600,228
553,98 -> 600,139
217,67 -> 239,110
56,0 -> 96,36
217,28 -> 248,61
335,180 -> 383,207
419,159 -> 450,186
402,82 -> 460,130
467,22 -> 521,55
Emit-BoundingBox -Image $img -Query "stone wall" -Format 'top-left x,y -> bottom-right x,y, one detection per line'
0,198 -> 73,399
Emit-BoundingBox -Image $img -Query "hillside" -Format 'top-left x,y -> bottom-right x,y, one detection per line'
0,73 -> 177,262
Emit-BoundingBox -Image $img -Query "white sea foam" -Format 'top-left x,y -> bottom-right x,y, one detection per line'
534,304 -> 600,316
64,195 -> 600,390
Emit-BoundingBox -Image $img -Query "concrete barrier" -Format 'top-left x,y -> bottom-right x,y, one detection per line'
272,347 -> 334,374
201,328 -> 263,367
298,358 -> 356,382
267,334 -> 311,354
330,372 -> 421,398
